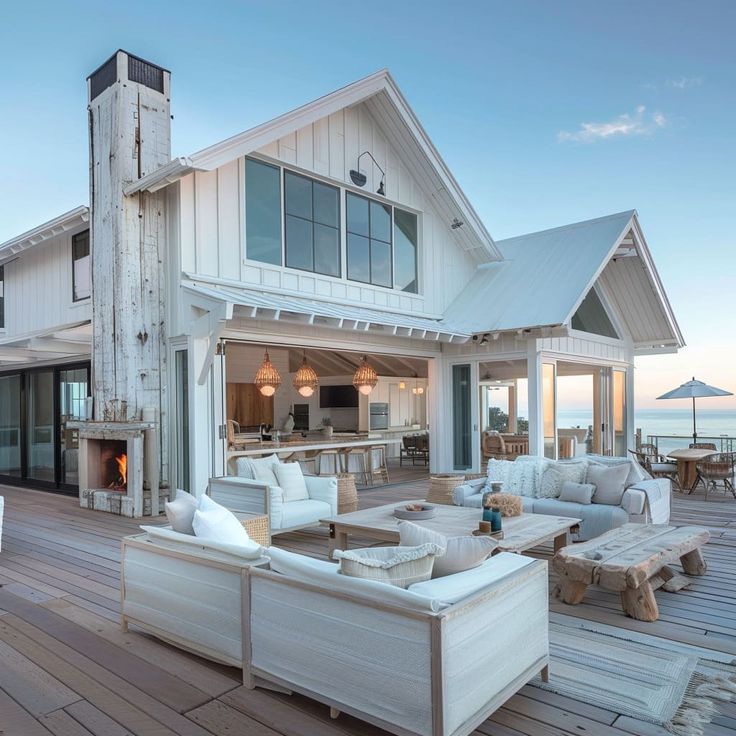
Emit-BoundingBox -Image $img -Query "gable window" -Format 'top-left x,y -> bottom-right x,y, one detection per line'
346,192 -> 418,293
346,193 -> 392,287
245,158 -> 282,266
285,171 -> 340,277
571,288 -> 619,339
72,230 -> 91,301
0,265 -> 4,328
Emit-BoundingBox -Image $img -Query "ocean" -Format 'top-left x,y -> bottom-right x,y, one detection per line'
556,409 -> 736,455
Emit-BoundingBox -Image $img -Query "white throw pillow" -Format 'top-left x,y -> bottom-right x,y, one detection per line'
558,481 -> 595,505
164,489 -> 198,534
398,520 -> 497,578
250,454 -> 281,487
192,494 -> 253,547
273,462 -> 310,502
539,461 -> 587,499
587,463 -> 630,505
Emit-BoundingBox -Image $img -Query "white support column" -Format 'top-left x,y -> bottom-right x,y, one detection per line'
189,336 -> 213,497
211,344 -> 227,479
526,340 -> 544,457
508,382 -> 518,434
427,357 -> 443,474
625,364 -> 636,455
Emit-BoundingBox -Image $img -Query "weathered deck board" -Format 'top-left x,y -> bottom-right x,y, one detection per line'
0,478 -> 735,736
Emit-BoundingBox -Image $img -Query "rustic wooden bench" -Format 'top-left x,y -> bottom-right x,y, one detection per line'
553,523 -> 710,621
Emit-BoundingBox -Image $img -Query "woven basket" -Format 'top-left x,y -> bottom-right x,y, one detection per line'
337,473 -> 358,514
334,545 -> 440,588
426,474 -> 465,505
241,514 -> 271,547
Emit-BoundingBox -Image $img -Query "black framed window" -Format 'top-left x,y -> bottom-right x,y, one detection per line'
0,264 -> 4,328
285,171 -> 340,277
72,230 -> 91,301
245,158 -> 282,265
346,193 -> 392,288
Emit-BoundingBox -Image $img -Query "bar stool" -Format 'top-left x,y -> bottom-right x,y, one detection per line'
342,447 -> 372,486
317,448 -> 344,475
371,445 -> 390,485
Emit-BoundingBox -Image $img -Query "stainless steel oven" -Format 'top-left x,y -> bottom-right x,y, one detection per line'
369,402 -> 389,430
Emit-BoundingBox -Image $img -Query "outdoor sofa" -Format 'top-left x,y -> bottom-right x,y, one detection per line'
121,528 -> 549,736
212,463 -> 338,534
453,455 -> 671,541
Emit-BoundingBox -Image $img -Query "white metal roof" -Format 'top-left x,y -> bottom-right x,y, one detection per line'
0,206 -> 89,265
126,70 -> 500,261
182,281 -> 470,343
442,210 -> 684,351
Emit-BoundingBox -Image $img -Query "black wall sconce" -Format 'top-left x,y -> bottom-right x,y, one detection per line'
350,151 -> 386,196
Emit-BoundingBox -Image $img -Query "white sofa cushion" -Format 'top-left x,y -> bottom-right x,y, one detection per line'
408,553 -> 536,605
539,461 -> 587,499
273,462 -> 310,502
139,525 -> 264,562
250,454 -> 281,486
398,520 -> 496,577
165,489 -> 198,534
280,499 -> 332,529
558,481 -> 595,504
587,463 -> 629,505
586,454 -> 650,486
266,546 -> 442,612
193,495 -> 254,547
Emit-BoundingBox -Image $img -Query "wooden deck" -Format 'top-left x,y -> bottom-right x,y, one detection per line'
1,475 -> 736,736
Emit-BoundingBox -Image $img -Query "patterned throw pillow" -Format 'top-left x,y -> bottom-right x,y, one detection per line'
539,461 -> 588,499
483,459 -> 513,493
507,456 -> 549,497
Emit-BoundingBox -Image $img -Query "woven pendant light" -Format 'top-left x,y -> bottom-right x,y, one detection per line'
254,350 -> 281,397
352,355 -> 378,396
293,351 -> 319,397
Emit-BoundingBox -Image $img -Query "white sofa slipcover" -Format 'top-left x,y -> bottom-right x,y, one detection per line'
453,456 -> 670,541
120,529 -> 268,666
245,548 -> 549,736
210,472 -> 337,534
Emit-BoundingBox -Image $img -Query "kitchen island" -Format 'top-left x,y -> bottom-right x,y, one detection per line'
226,436 -> 401,481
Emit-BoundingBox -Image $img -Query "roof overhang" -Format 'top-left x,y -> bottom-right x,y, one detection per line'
0,206 -> 89,265
181,280 -> 470,344
125,70 -> 500,261
0,321 -> 92,367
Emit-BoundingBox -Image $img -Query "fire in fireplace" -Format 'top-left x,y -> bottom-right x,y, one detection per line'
97,440 -> 127,491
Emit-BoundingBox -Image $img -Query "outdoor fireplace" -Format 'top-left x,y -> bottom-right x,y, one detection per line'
68,419 -> 166,518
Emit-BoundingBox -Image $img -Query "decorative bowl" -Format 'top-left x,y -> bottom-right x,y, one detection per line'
393,503 -> 436,520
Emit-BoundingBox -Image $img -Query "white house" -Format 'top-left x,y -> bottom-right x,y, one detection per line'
0,50 -> 683,502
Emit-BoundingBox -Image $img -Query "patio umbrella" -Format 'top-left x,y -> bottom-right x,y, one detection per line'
656,377 -> 733,444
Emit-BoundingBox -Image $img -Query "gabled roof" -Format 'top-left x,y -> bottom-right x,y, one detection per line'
0,206 -> 89,265
125,70 -> 500,260
442,210 -> 684,352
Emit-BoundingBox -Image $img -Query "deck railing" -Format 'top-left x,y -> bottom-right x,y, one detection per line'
642,433 -> 735,457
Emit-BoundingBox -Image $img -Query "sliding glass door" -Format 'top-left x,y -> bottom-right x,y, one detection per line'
0,363 -> 89,492
452,364 -> 472,470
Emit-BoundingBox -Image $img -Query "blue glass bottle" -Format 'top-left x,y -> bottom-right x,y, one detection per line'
490,507 -> 503,533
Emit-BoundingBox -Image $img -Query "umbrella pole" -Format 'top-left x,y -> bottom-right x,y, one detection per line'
692,396 -> 697,445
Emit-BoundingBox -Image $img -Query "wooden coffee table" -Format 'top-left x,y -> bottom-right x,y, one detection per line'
321,501 -> 580,557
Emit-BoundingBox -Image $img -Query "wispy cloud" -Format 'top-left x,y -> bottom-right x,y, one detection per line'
558,106 -> 666,143
666,76 -> 702,89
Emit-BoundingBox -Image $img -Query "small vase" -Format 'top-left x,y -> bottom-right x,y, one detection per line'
490,508 -> 503,533
490,482 -> 503,494
482,507 -> 494,523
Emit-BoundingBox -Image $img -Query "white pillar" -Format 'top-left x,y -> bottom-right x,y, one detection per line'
427,357 -> 443,473
189,336 -> 213,497
526,341 -> 544,457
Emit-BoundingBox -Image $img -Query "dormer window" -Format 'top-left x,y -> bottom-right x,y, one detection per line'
72,230 -> 91,301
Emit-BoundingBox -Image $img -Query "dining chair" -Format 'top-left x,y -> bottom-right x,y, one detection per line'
629,449 -> 680,491
696,452 -> 736,501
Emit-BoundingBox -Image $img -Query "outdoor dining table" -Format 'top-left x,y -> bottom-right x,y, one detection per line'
667,447 -> 716,492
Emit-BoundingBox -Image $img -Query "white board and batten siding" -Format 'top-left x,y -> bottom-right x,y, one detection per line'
1,229 -> 91,338
177,101 -> 479,319
537,333 -> 632,365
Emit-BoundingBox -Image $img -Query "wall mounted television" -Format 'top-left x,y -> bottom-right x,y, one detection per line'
319,385 -> 359,408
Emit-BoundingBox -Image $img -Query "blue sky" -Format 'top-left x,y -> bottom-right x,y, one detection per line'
1,0 -> 734,409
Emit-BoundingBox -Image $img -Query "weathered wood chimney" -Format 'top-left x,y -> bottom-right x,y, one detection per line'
87,50 -> 170,430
